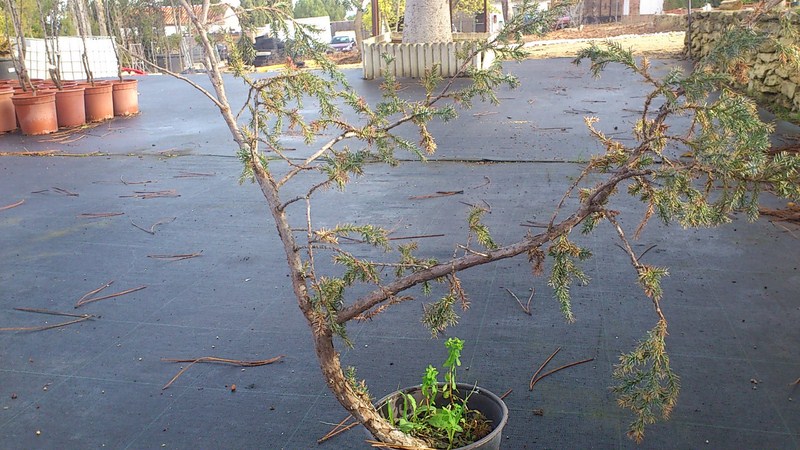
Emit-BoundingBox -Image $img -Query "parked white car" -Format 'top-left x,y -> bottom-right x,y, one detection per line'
329,35 -> 356,52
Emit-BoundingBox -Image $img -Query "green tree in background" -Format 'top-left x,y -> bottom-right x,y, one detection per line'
239,0 -> 274,30
293,0 -> 347,20
363,0 -> 404,31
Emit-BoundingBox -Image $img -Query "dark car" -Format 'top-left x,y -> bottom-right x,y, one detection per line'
253,36 -> 285,66
329,35 -> 356,52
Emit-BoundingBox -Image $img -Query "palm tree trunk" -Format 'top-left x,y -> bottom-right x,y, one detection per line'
402,0 -> 453,43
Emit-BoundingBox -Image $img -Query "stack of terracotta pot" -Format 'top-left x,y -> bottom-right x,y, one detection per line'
0,78 -> 140,136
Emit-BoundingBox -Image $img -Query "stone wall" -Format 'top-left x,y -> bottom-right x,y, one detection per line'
686,10 -> 800,113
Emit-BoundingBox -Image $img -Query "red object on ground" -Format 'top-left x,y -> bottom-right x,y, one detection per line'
121,67 -> 146,75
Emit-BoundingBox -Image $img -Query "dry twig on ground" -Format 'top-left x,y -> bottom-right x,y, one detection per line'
1,307 -> 93,332
529,358 -> 595,391
74,283 -> 147,308
147,251 -> 203,261
0,199 -> 24,211
408,191 -> 463,200
318,415 -> 358,444
161,355 -> 285,389
174,171 -> 215,178
501,286 -> 534,315
51,187 -> 79,196
131,217 -> 176,235
79,212 -> 125,219
120,189 -> 180,199
760,204 -> 800,224
530,347 -> 561,390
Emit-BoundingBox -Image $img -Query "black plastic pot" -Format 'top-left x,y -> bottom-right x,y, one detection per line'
375,383 -> 509,450
0,58 -> 15,80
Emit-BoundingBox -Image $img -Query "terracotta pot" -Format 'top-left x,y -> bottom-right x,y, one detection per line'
82,82 -> 114,122
112,79 -> 139,116
55,86 -> 86,128
0,87 -> 16,133
12,91 -> 58,135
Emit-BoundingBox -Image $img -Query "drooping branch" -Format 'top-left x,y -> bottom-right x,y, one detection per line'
117,46 -> 225,110
337,168 -> 650,324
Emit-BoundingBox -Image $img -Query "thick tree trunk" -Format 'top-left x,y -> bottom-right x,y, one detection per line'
353,0 -> 370,55
313,330 -> 429,447
402,0 -> 453,43
94,0 -> 108,36
72,0 -> 93,37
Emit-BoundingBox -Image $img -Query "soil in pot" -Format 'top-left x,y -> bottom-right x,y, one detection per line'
55,86 -> 86,128
0,86 -> 16,133
376,383 -> 509,450
12,90 -> 58,135
82,82 -> 114,122
112,79 -> 139,116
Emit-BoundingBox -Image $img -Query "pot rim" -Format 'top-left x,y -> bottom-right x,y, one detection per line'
12,90 -> 57,101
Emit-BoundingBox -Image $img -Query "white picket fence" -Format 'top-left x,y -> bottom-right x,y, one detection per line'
361,32 -> 495,80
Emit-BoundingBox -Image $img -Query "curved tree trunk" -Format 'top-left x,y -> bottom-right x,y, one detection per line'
313,330 -> 429,447
402,0 -> 452,43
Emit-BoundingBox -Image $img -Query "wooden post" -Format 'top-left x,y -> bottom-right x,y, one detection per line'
371,0 -> 380,37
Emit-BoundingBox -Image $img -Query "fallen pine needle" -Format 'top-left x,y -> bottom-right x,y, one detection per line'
529,347 -> 561,390
51,187 -> 79,197
0,150 -> 61,156
39,122 -> 103,141
759,204 -> 800,223
529,358 -> 595,391
161,355 -> 285,390
771,221 -> 798,239
174,171 -> 215,178
366,440 -> 434,450
75,285 -> 147,308
14,307 -> 89,317
408,190 -> 464,200
501,286 -> 533,316
120,189 -> 180,199
471,176 -> 491,189
791,377 -> 799,386
79,212 -> 125,219
76,280 -> 114,305
1,307 -> 93,332
120,177 -> 156,185
131,217 -> 176,235
318,415 -> 357,444
57,134 -> 87,144
0,199 -> 24,211
500,388 -> 512,400
147,251 -> 202,261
